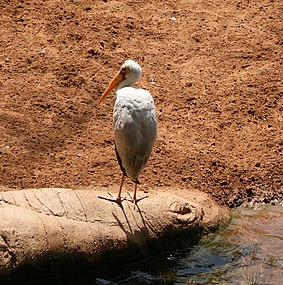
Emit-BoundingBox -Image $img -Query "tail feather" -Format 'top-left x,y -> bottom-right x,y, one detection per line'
115,143 -> 141,184
115,143 -> 127,177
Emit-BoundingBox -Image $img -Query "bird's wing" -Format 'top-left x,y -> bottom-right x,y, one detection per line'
113,88 -> 157,181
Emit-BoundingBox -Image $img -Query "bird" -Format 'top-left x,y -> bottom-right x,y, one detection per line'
97,60 -> 157,206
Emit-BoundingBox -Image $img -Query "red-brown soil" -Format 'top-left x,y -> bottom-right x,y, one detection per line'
0,0 -> 282,207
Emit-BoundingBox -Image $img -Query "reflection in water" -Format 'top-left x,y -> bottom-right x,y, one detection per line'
95,203 -> 283,285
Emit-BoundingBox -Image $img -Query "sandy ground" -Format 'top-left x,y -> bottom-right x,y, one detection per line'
0,0 -> 282,207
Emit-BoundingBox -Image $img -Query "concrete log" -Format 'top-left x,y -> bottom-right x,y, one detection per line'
0,187 -> 229,283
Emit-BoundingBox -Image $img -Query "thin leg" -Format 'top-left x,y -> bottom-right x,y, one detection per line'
98,173 -> 126,206
133,183 -> 138,203
127,183 -> 148,206
117,173 -> 125,202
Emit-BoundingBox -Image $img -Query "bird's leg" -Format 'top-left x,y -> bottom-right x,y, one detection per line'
116,173 -> 125,203
127,183 -> 148,206
98,173 -> 126,206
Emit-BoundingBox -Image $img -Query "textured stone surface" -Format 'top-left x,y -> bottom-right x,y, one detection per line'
0,187 -> 228,281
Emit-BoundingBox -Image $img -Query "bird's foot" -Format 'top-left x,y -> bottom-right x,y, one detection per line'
98,193 -> 126,207
127,192 -> 148,207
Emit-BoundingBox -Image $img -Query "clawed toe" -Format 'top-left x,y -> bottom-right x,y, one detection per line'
127,192 -> 148,206
98,194 -> 126,206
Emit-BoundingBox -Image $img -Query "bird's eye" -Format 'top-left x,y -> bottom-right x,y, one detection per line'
120,66 -> 126,78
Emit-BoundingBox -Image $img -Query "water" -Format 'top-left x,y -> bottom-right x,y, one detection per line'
95,203 -> 283,285
24,203 -> 283,285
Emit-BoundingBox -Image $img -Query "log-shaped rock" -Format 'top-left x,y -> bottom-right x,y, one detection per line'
0,187 -> 229,283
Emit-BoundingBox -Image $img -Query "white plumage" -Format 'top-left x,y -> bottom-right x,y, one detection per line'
114,87 -> 157,182
98,60 -> 157,205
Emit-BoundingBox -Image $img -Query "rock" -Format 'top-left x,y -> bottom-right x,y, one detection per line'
0,187 -> 228,283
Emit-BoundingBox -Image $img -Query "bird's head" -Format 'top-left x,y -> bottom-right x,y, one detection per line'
98,60 -> 142,105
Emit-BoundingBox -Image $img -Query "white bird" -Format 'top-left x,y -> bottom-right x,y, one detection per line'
97,60 -> 157,206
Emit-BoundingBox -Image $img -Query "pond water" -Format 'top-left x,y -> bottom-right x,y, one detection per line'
26,203 -> 283,285
95,203 -> 283,285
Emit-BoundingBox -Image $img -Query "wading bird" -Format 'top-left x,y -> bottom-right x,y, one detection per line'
98,60 -> 157,206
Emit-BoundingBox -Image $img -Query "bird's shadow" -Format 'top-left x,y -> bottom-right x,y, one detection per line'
112,202 -> 157,243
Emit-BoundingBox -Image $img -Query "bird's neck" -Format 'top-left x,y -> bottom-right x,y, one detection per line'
117,79 -> 132,90
117,70 -> 142,90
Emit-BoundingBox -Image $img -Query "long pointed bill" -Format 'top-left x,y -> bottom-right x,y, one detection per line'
98,71 -> 123,105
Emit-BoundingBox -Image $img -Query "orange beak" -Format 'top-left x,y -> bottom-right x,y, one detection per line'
98,70 -> 124,105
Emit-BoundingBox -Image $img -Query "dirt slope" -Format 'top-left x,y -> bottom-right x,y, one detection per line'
0,0 -> 282,207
